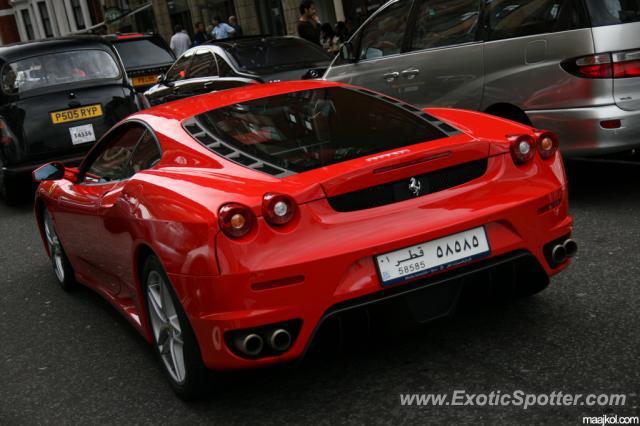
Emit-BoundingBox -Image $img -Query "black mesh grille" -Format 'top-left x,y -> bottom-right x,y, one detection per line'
328,159 -> 488,212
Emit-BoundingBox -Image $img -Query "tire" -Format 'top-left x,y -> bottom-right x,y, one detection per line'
42,210 -> 79,291
142,255 -> 208,400
487,106 -> 532,126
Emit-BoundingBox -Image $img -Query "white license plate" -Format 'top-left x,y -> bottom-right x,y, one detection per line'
375,227 -> 491,286
69,124 -> 96,145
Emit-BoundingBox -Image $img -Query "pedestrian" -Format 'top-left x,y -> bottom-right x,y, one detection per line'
211,16 -> 236,40
169,24 -> 191,57
193,21 -> 208,46
335,21 -> 348,43
297,1 -> 321,45
320,23 -> 339,54
228,15 -> 243,37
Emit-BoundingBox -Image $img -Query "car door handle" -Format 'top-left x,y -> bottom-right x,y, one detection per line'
401,68 -> 420,80
383,72 -> 400,83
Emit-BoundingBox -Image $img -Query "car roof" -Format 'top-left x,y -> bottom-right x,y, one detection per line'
0,36 -> 115,63
103,33 -> 164,42
203,35 -> 316,50
135,80 -> 345,124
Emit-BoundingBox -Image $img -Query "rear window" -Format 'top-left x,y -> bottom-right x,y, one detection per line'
585,0 -> 640,26
113,38 -> 175,69
226,38 -> 330,73
193,87 -> 448,173
1,49 -> 120,95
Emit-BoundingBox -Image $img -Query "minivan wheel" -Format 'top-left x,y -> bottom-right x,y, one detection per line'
142,255 -> 208,400
486,105 -> 532,126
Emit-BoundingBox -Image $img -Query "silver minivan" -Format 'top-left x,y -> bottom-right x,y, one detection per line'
323,0 -> 640,156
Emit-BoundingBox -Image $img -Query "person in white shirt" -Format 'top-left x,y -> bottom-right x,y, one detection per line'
169,25 -> 191,57
210,16 -> 236,40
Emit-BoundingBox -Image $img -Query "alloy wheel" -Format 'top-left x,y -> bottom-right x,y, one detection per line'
146,270 -> 186,384
43,212 -> 65,283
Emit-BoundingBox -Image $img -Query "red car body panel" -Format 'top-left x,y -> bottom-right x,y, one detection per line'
34,80 -> 573,371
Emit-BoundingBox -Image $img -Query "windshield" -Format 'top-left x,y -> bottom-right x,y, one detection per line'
585,0 -> 640,26
1,49 -> 120,95
227,38 -> 330,73
193,87 -> 448,173
113,38 -> 175,69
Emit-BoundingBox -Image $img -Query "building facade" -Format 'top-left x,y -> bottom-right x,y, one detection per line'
8,0 -> 103,42
4,0 -> 385,45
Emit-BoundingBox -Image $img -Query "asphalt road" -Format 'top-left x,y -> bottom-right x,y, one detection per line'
1,159 -> 639,425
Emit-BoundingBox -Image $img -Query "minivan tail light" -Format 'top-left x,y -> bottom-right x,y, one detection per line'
508,135 -> 536,165
262,193 -> 297,227
565,50 -> 640,79
218,203 -> 256,238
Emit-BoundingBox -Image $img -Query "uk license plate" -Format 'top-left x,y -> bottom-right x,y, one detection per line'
132,75 -> 158,87
51,104 -> 103,124
375,227 -> 491,286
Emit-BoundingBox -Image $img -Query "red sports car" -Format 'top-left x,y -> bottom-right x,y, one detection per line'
33,81 -> 576,398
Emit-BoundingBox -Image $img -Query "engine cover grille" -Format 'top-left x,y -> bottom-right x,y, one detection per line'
327,159 -> 488,212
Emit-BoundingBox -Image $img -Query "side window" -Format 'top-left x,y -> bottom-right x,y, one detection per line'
188,49 -> 216,78
357,0 -> 413,60
165,51 -> 193,82
130,130 -> 162,173
215,54 -> 233,77
410,0 -> 481,50
487,0 -> 582,41
83,125 -> 145,183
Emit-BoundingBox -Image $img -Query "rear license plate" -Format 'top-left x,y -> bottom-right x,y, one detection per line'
132,75 -> 159,87
375,227 -> 491,286
51,104 -> 103,124
69,124 -> 96,145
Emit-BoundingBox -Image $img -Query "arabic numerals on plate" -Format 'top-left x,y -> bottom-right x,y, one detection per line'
398,261 -> 426,276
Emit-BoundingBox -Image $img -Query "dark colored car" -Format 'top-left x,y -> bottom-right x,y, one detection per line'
105,33 -> 176,91
0,36 -> 143,204
144,36 -> 332,105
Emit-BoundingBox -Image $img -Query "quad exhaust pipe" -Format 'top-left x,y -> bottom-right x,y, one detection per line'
234,333 -> 263,357
550,238 -> 578,266
269,329 -> 292,352
233,328 -> 293,357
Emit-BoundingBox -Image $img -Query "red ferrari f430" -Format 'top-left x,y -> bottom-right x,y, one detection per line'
33,81 -> 576,398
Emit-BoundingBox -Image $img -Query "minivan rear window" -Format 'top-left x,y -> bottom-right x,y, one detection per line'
585,0 -> 640,26
113,38 -> 175,69
1,49 -> 120,95
193,87 -> 448,173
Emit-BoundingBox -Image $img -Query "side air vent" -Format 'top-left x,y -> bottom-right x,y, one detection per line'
182,118 -> 292,178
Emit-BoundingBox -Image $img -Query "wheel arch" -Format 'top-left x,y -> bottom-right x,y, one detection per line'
484,103 -> 533,126
132,242 -> 161,343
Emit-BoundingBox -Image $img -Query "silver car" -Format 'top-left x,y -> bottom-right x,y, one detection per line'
324,0 -> 640,156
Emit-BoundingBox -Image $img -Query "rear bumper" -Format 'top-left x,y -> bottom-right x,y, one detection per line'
170,153 -> 574,372
526,104 -> 640,156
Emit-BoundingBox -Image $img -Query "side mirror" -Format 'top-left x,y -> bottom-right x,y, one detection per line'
340,42 -> 356,63
33,162 -> 65,182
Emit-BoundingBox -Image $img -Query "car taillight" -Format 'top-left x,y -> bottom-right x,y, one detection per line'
612,50 -> 640,78
564,50 -> 640,79
0,118 -> 16,146
508,134 -> 536,165
218,203 -> 256,238
535,130 -> 559,160
262,193 -> 297,227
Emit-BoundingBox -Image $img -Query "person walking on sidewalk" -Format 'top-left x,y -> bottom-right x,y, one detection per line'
170,25 -> 191,57
297,1 -> 321,45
